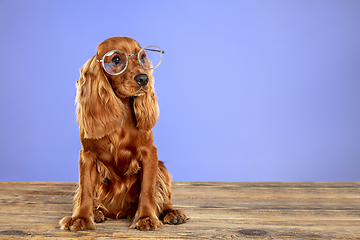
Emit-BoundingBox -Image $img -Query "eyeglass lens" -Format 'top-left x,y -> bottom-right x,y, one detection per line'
103,50 -> 128,75
138,46 -> 162,70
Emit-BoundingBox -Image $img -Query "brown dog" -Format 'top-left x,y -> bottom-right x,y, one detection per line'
60,36 -> 189,231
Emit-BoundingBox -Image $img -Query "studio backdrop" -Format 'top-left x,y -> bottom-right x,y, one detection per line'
0,0 -> 359,182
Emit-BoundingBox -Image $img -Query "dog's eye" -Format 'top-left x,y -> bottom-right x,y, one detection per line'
140,54 -> 146,64
112,55 -> 122,65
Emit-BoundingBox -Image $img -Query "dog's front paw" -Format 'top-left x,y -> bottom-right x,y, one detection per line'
59,216 -> 95,231
130,216 -> 163,231
163,209 -> 190,225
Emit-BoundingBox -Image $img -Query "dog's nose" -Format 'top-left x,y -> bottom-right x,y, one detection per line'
134,74 -> 149,87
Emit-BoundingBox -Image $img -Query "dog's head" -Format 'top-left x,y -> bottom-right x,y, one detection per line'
76,37 -> 161,139
97,37 -> 153,98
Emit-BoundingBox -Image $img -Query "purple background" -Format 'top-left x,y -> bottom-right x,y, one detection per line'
1,1 -> 359,182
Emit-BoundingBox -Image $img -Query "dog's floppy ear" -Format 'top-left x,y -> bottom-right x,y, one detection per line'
75,55 -> 125,139
133,75 -> 159,132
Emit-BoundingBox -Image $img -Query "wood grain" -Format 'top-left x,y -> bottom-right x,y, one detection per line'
0,182 -> 359,239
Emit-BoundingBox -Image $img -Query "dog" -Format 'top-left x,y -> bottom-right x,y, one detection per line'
60,36 -> 189,231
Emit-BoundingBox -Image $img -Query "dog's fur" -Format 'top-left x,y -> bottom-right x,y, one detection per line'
60,36 -> 189,231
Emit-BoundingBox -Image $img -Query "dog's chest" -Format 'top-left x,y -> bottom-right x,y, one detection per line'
99,129 -> 143,175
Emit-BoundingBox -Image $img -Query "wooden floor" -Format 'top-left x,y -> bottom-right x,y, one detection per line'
0,182 -> 359,239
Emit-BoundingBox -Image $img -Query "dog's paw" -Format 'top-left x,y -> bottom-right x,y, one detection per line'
93,199 -> 109,223
130,216 -> 163,231
59,216 -> 95,231
93,207 -> 105,223
163,209 -> 190,225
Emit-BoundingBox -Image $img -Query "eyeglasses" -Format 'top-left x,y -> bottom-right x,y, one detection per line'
96,45 -> 164,75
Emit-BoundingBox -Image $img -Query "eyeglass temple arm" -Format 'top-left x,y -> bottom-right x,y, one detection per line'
96,54 -> 102,62
145,48 -> 165,54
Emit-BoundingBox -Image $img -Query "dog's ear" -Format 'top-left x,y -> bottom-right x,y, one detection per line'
133,75 -> 159,132
75,55 -> 125,139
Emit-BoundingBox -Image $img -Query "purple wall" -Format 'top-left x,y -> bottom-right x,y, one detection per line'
1,1 -> 359,182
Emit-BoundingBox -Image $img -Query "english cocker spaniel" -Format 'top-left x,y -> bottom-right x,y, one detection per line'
60,36 -> 189,231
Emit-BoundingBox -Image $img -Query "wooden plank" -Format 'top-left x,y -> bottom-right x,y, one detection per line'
0,182 -> 359,239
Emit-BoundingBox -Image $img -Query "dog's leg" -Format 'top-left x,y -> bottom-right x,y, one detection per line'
60,150 -> 98,231
157,161 -> 190,225
130,147 -> 163,231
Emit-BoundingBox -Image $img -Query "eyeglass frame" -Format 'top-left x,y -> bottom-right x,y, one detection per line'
96,45 -> 165,75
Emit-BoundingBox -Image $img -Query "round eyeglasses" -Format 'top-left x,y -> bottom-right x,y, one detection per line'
96,45 -> 164,75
